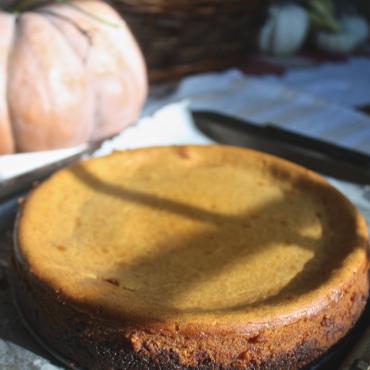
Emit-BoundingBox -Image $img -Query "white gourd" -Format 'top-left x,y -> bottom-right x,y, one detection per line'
316,15 -> 369,54
259,4 -> 309,56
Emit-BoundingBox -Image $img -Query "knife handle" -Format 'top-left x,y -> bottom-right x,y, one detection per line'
265,125 -> 370,169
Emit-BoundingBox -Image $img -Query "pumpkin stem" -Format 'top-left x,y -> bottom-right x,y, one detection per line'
302,0 -> 341,33
0,0 -> 16,11
1,0 -> 50,13
3,0 -> 120,28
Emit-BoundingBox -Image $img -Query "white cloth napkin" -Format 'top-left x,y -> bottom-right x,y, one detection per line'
261,57 -> 370,108
143,58 -> 370,153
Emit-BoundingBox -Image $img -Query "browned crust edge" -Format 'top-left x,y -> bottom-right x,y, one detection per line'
13,254 -> 369,370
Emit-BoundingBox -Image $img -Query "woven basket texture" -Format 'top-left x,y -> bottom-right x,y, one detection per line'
112,0 -> 269,82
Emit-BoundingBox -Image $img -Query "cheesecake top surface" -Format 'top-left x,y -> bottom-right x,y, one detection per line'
16,145 -> 369,329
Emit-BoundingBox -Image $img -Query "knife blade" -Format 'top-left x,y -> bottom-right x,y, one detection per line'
191,110 -> 370,184
0,140 -> 104,204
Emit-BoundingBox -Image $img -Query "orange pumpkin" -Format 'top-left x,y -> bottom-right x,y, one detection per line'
0,0 -> 147,154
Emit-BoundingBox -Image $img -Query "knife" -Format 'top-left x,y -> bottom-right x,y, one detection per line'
191,110 -> 370,184
0,140 -> 105,204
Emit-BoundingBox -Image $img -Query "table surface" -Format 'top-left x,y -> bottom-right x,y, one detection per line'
1,53 -> 370,369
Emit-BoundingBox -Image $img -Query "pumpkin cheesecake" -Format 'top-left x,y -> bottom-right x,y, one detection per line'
14,145 -> 369,369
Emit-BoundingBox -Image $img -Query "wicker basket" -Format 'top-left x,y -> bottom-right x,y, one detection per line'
112,0 -> 269,82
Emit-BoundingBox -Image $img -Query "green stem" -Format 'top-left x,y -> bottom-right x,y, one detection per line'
301,0 -> 341,33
